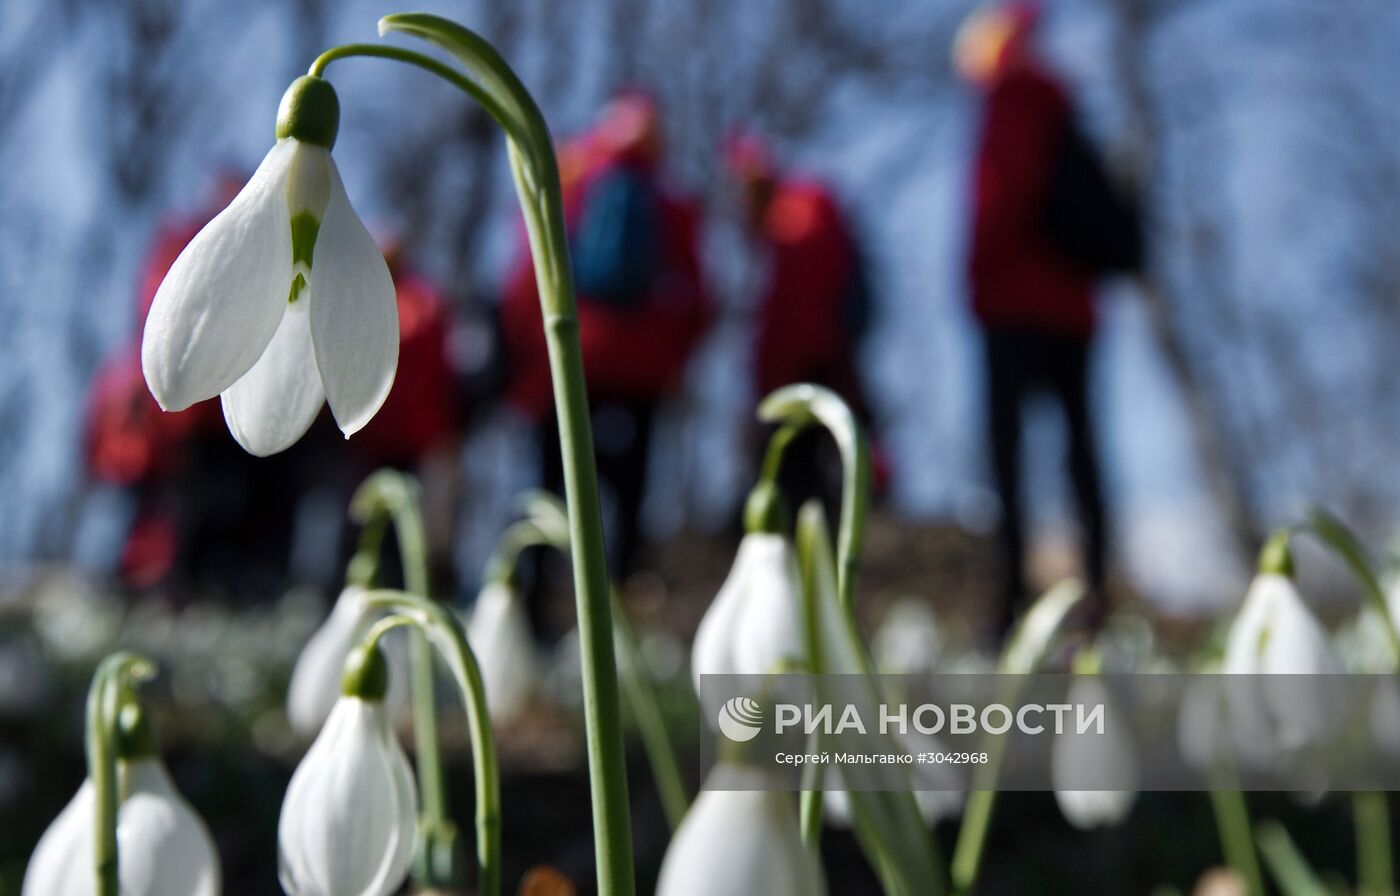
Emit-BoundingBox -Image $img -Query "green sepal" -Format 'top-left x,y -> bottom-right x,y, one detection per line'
276,75 -> 340,149
341,642 -> 390,701
743,481 -> 791,535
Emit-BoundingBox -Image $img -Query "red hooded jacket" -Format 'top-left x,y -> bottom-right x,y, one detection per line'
500,145 -> 712,419
970,60 -> 1095,337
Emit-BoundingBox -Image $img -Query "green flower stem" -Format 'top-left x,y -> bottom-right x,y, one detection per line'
350,470 -> 452,886
1255,819 -> 1329,896
1209,784 -> 1265,896
318,15 -> 640,891
610,591 -> 691,831
85,652 -> 156,896
1353,791 -> 1393,896
499,490 -> 690,831
765,388 -> 870,850
362,591 -> 501,896
950,580 -> 1084,896
757,384 -> 871,616
1303,509 -> 1400,661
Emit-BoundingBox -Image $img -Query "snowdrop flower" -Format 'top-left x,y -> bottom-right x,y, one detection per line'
692,530 -> 804,692
1221,535 -> 1344,765
142,75 -> 398,456
279,643 -> 417,896
1052,675 -> 1136,829
655,763 -> 825,896
873,599 -> 943,675
23,713 -> 220,895
467,579 -> 540,722
287,585 -> 407,738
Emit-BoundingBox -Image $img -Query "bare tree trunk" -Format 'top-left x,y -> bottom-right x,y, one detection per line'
1110,0 -> 1262,557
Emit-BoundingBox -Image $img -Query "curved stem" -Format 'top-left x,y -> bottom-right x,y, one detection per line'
362,16 -> 635,892
318,15 -> 635,891
350,470 -> 450,886
362,591 -> 501,896
85,652 -> 156,896
491,494 -> 690,831
758,384 -> 871,616
308,44 -> 519,141
1302,509 -> 1400,659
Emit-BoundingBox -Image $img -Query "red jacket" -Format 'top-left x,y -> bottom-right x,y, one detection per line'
501,153 -> 712,419
970,62 -> 1095,337
753,179 -> 859,396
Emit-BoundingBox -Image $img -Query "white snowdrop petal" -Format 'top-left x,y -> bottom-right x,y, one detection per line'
118,759 -> 221,896
278,698 -> 416,896
692,534 -> 804,693
468,581 -> 540,721
22,782 -> 96,896
220,300 -> 325,456
656,765 -> 825,896
309,159 -> 398,438
142,141 -> 296,411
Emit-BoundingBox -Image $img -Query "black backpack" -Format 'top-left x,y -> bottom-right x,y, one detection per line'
1042,117 -> 1144,274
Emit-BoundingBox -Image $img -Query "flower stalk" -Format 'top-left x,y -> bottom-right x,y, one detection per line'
85,651 -> 157,896
503,490 -> 691,831
350,470 -> 456,887
757,384 -> 871,616
361,590 -> 502,896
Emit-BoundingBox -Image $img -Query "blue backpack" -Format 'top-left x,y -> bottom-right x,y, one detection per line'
571,169 -> 661,308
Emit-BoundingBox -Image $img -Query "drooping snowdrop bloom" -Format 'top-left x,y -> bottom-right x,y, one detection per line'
1221,536 -> 1344,766
287,585 -> 407,738
142,75 -> 398,456
23,727 -> 220,895
1052,675 -> 1137,829
691,532 -> 804,692
655,763 -> 825,896
467,579 -> 540,722
279,644 -> 417,896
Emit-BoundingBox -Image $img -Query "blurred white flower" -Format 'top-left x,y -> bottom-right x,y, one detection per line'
1052,676 -> 1137,829
286,586 -> 407,738
692,533 -> 805,692
466,580 -> 540,722
655,763 -> 825,896
1222,571 -> 1344,765
23,758 -> 220,896
278,696 -> 417,896
872,599 -> 942,675
141,76 -> 397,456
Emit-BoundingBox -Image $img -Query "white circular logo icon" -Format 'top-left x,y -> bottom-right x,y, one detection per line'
717,696 -> 764,742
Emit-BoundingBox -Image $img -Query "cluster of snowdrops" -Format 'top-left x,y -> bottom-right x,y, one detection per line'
22,13 -> 1400,896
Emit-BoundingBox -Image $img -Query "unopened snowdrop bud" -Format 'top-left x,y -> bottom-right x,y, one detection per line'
655,763 -> 825,896
467,579 -> 540,722
142,74 -> 398,456
692,488 -> 804,692
278,643 -> 417,896
287,585 -> 407,737
1052,674 -> 1136,829
23,703 -> 220,896
1222,532 -> 1344,765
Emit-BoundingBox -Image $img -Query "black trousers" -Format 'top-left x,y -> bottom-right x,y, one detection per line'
983,327 -> 1107,632
539,399 -> 657,580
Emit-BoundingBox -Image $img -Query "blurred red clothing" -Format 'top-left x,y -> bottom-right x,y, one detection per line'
500,142 -> 712,420
969,59 -> 1095,337
752,179 -> 860,397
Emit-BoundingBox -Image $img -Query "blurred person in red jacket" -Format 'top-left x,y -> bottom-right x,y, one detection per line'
500,90 -> 712,581
726,134 -> 883,519
959,2 -> 1139,637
